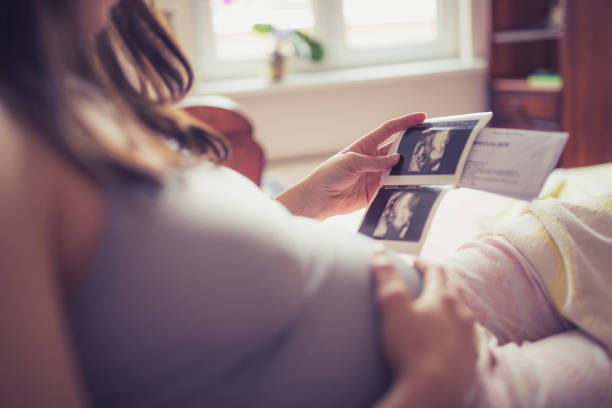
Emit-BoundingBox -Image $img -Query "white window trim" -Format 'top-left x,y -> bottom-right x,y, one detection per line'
158,0 -> 485,82
319,0 -> 460,69
160,0 -> 469,81
195,57 -> 487,98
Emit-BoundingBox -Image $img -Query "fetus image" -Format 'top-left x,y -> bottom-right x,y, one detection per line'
372,190 -> 421,240
407,128 -> 451,172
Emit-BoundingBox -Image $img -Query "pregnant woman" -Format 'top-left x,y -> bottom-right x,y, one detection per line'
0,1 -> 456,406
2,1 -> 612,407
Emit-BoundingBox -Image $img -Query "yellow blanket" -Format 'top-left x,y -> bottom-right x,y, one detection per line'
495,193 -> 612,351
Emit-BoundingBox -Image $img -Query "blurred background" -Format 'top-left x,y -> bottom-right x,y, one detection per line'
159,0 -> 612,185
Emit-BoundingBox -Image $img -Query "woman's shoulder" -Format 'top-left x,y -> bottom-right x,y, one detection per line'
0,98 -> 102,224
0,102 -> 52,266
0,98 -> 105,292
0,102 -> 70,260
0,101 -> 61,193
0,102 -> 33,204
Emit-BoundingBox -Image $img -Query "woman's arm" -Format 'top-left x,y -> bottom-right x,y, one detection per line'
0,131 -> 88,407
371,254 -> 479,408
276,113 -> 426,220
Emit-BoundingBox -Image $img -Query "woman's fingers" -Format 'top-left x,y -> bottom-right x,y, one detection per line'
370,251 -> 413,314
414,258 -> 447,297
357,113 -> 427,148
343,152 -> 400,173
414,258 -> 475,327
370,252 -> 480,405
376,140 -> 395,156
413,257 -> 434,272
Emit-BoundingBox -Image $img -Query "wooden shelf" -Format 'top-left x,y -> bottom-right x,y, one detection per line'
492,78 -> 562,93
490,0 -> 612,167
489,1 -> 563,137
493,27 -> 561,44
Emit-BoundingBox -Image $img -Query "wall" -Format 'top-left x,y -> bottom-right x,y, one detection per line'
220,66 -> 488,160
163,0 -> 491,160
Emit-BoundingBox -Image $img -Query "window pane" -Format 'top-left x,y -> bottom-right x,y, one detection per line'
342,0 -> 439,49
210,0 -> 315,60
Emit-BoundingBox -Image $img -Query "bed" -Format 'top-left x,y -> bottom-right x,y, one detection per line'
324,162 -> 612,257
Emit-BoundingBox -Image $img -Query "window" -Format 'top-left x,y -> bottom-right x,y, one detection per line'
166,0 -> 462,80
342,0 -> 439,49
209,0 -> 315,60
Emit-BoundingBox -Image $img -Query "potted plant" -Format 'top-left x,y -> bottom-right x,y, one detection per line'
253,24 -> 324,81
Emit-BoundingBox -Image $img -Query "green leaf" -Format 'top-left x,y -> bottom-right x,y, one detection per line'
292,31 -> 325,62
253,24 -> 275,33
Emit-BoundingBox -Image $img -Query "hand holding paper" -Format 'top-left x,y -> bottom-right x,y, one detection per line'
358,112 -> 568,254
276,113 -> 426,219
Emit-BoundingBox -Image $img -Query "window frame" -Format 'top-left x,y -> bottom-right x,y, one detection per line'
166,0 -> 463,81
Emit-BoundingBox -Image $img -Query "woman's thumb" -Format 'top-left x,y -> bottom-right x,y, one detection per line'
371,251 -> 413,311
351,153 -> 400,172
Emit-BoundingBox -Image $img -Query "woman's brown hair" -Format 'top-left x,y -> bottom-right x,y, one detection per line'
0,0 -> 228,183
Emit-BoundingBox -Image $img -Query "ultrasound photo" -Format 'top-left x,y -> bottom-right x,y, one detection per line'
390,121 -> 478,176
359,186 -> 443,242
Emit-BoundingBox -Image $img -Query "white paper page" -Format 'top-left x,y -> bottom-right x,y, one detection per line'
458,128 -> 568,200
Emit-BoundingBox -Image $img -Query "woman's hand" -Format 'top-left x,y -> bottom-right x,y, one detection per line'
276,113 -> 426,219
371,253 -> 478,408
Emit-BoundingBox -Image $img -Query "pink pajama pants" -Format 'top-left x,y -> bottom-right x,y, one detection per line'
440,236 -> 612,407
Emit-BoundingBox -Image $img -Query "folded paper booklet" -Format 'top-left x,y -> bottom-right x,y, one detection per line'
358,112 -> 568,253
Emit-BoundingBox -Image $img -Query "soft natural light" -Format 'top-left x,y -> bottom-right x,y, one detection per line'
182,0 -> 457,78
210,0 -> 314,60
342,0 -> 439,49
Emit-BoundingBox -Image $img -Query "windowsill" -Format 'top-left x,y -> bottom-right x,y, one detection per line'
194,57 -> 487,98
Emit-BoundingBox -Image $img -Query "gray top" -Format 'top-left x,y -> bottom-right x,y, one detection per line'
68,164 -> 421,408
